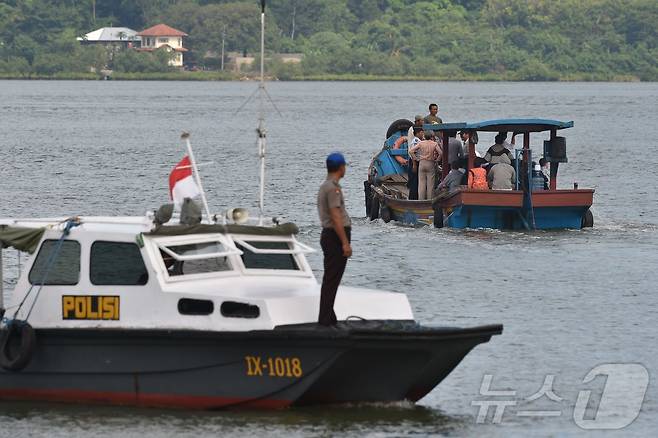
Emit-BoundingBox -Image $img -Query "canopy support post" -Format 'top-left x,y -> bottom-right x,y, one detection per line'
441,131 -> 449,180
523,132 -> 531,189
467,131 -> 475,173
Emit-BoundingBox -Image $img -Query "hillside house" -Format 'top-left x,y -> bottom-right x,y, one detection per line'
77,27 -> 140,48
137,24 -> 188,67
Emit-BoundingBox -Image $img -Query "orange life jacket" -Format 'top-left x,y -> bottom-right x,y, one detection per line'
392,136 -> 409,165
468,167 -> 488,190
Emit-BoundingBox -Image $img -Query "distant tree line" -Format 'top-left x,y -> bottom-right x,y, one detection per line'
0,0 -> 656,80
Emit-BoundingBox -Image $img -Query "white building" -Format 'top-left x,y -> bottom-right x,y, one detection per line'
136,24 -> 188,67
77,27 -> 140,47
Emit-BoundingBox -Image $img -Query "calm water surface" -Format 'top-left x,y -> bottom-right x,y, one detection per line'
1,80 -> 657,437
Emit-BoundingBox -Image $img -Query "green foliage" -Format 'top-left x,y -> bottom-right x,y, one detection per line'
112,48 -> 173,73
158,1 -> 283,67
268,58 -> 302,80
0,0 -> 655,80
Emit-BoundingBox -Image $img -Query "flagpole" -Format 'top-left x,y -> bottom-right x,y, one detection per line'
181,132 -> 212,223
256,0 -> 266,225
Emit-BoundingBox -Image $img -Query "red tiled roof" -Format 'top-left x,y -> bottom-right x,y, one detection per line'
138,24 -> 187,37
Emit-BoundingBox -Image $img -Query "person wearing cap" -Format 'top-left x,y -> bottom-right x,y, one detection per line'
317,152 -> 352,327
414,115 -> 424,128
423,103 -> 443,125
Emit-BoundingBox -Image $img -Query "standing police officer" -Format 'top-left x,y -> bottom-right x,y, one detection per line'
317,152 -> 352,326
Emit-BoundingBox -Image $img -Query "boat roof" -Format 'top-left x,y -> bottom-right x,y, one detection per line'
0,216 -> 299,253
424,119 -> 574,133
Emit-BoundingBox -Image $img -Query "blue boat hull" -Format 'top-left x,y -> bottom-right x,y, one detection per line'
444,205 -> 588,230
368,184 -> 593,230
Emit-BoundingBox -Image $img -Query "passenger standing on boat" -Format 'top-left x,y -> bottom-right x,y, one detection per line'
414,114 -> 424,128
488,162 -> 516,190
409,131 -> 442,200
423,103 -> 443,124
317,152 -> 352,327
407,127 -> 423,200
484,133 -> 513,165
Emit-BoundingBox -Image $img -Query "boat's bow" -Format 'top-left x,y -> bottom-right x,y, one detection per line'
274,320 -> 503,405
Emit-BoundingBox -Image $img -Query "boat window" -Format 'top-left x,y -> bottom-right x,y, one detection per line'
28,240 -> 80,285
220,301 -> 260,319
90,241 -> 148,285
234,241 -> 300,271
178,298 -> 214,315
160,241 -> 232,276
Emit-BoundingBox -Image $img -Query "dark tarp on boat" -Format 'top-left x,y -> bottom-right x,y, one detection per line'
0,225 -> 46,254
145,222 -> 299,237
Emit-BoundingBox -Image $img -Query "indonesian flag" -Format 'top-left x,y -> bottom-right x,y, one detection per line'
169,156 -> 201,205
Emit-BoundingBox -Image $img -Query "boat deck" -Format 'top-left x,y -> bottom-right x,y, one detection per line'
378,173 -> 410,199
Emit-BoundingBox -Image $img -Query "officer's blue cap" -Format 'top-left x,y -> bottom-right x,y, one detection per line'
326,152 -> 347,168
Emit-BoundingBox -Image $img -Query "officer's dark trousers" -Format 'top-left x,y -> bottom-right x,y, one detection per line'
319,227 -> 351,326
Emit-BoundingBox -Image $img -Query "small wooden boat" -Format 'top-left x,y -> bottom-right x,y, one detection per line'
365,118 -> 594,230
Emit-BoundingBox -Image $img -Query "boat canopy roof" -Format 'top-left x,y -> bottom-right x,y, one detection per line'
0,225 -> 45,253
424,119 -> 574,133
0,217 -> 299,243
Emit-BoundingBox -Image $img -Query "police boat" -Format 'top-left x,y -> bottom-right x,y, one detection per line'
0,202 -> 502,409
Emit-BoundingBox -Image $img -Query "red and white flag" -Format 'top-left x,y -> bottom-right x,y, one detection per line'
169,156 -> 201,205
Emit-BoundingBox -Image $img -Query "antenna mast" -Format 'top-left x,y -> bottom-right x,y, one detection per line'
256,0 -> 267,225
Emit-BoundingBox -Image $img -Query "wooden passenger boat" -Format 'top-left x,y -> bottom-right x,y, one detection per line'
365,118 -> 594,229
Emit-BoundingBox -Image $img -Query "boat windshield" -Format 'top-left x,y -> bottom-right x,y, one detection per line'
152,234 -> 312,278
235,240 -> 299,271
157,238 -> 238,278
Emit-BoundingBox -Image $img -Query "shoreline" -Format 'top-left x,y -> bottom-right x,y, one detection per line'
0,72 -> 647,82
